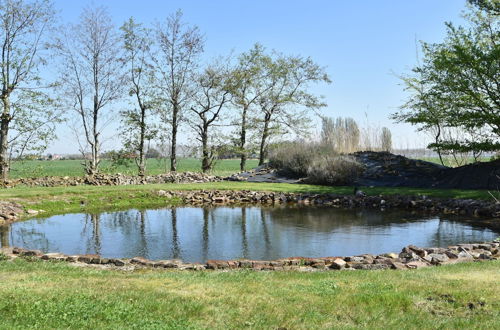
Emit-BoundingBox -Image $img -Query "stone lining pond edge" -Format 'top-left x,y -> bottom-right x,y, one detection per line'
1,240 -> 499,272
1,189 -> 500,228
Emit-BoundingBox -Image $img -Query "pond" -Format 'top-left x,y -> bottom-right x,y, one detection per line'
1,206 -> 498,263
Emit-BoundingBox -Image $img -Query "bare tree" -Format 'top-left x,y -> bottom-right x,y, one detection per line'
0,0 -> 55,180
321,116 -> 360,153
188,60 -> 232,172
381,126 -> 392,152
55,6 -> 123,176
153,9 -> 204,172
120,17 -> 158,176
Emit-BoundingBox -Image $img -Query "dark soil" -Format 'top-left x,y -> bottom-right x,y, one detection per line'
230,151 -> 500,190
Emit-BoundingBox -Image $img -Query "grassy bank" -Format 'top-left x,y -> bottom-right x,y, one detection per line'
0,181 -> 493,217
0,258 -> 498,329
9,158 -> 259,178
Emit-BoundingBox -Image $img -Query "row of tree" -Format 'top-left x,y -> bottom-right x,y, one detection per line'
0,0 -> 331,179
393,0 -> 499,165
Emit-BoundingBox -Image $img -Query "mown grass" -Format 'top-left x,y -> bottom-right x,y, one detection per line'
9,158 -> 259,178
0,182 -> 493,217
0,258 -> 498,329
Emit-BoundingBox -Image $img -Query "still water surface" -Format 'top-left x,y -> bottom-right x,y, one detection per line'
1,206 -> 498,263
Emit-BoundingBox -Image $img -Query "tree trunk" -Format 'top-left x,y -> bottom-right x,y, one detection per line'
239,105 -> 248,171
258,113 -> 271,166
201,126 -> 210,173
0,97 -> 11,181
138,106 -> 146,176
170,105 -> 178,172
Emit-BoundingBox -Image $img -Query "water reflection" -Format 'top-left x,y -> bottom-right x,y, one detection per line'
1,206 -> 498,263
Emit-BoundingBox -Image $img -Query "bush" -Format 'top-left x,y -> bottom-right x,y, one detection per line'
269,141 -> 365,184
306,154 -> 364,185
268,142 -> 317,177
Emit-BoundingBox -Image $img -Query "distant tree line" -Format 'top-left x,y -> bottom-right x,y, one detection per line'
0,1 -> 331,179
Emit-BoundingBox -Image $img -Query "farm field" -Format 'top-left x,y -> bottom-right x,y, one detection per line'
9,158 -> 259,178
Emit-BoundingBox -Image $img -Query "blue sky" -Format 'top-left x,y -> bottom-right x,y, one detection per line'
48,0 -> 467,154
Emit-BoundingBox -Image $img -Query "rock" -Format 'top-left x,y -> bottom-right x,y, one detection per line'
405,261 -> 429,269
77,254 -> 101,264
428,253 -> 450,264
390,261 -> 407,270
41,253 -> 66,261
329,258 -> 347,270
130,257 -> 154,266
383,252 -> 399,259
26,209 -> 39,216
19,249 -> 43,257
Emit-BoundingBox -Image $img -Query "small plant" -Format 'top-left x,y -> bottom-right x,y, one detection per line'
306,154 -> 365,185
0,253 -> 9,261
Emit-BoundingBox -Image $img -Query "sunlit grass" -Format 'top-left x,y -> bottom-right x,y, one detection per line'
0,258 -> 498,328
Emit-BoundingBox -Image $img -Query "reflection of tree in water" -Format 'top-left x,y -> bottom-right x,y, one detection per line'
171,208 -> 180,259
202,208 -> 209,261
263,206 -> 433,233
10,226 -> 50,251
260,208 -> 271,252
429,218 -> 497,247
0,225 -> 10,247
241,207 -> 248,258
82,213 -> 101,255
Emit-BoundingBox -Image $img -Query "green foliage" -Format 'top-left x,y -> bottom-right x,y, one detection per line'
393,1 -> 500,155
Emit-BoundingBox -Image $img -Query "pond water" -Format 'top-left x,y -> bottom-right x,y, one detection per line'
1,206 -> 498,263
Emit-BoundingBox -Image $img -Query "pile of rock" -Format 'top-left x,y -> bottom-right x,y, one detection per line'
1,172 -> 221,188
2,240 -> 498,271
0,202 -> 24,225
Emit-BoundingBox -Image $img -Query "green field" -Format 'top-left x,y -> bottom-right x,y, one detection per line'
0,258 -> 498,329
9,158 -> 259,178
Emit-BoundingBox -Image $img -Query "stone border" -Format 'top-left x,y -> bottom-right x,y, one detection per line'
2,189 -> 500,226
1,172 -> 221,188
1,240 -> 499,271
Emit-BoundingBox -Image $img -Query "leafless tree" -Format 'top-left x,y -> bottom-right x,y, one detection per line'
55,6 -> 123,176
381,126 -> 392,152
0,0 -> 55,180
153,9 -> 204,172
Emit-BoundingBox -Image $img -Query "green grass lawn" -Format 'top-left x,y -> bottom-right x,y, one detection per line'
0,258 -> 498,329
9,158 -> 259,178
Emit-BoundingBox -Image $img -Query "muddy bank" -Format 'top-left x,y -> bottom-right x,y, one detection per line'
230,152 -> 500,190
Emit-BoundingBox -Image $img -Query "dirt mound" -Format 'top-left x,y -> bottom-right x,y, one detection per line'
436,159 -> 500,190
354,151 -> 500,190
232,151 -> 500,190
352,151 -> 447,188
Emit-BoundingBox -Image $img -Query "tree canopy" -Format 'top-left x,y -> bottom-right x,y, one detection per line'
393,0 -> 500,157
